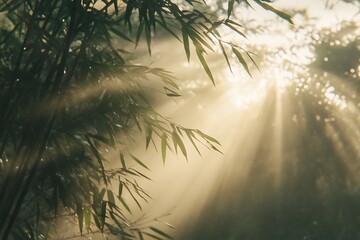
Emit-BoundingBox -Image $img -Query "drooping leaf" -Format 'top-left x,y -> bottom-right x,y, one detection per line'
145,24 -> 152,55
195,129 -> 221,145
100,201 -> 107,231
107,190 -> 116,205
161,133 -> 167,163
172,132 -> 187,159
149,227 -> 174,239
164,87 -> 181,97
196,48 -> 215,85
118,196 -> 132,214
219,40 -> 232,73
84,207 -> 91,233
185,129 -> 201,155
182,27 -> 190,61
86,136 -> 108,185
145,126 -> 153,149
130,154 -> 150,170
254,0 -> 294,24
76,202 -> 84,234
228,0 -> 235,18
136,21 -> 145,47
138,231 -> 145,240
118,180 -> 124,197
120,153 -> 127,169
232,47 -> 252,77
224,22 -> 247,39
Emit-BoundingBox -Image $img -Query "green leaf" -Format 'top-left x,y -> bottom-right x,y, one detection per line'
100,188 -> 106,200
143,232 -> 164,240
107,190 -> 116,204
182,27 -> 190,62
155,19 -> 180,41
136,21 -> 145,47
130,154 -> 150,170
224,22 -> 247,39
245,51 -> 260,71
225,18 -> 243,28
195,129 -> 221,145
164,87 -> 181,97
189,28 -> 213,51
132,169 -> 152,181
145,25 -> 152,55
219,40 -> 232,73
120,153 -> 127,169
118,180 -> 123,197
100,201 -> 107,230
138,231 -> 145,240
161,133 -> 167,164
145,126 -> 153,149
228,0 -> 235,18
84,207 -> 91,233
118,196 -> 132,213
254,0 -> 293,24
196,48 -> 215,85
76,202 -> 84,234
172,132 -> 187,159
110,27 -> 133,42
211,144 -> 223,154
124,183 -> 142,210
86,136 -> 108,185
185,130 -> 201,155
150,227 -> 174,239
232,47 -> 252,77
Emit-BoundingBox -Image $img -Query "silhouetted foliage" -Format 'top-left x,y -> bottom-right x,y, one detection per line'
0,0 -> 291,239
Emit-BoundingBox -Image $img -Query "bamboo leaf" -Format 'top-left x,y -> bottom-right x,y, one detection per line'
196,48 -> 215,85
136,21 -> 145,47
130,154 -> 150,170
124,183 -> 142,210
84,207 -> 91,233
182,27 -> 190,62
225,22 -> 247,39
120,153 -> 127,169
225,18 -> 243,28
118,180 -> 123,197
150,227 -> 174,239
76,202 -> 84,234
86,136 -> 108,185
232,47 -> 252,77
254,0 -> 293,24
195,129 -> 221,145
228,0 -> 235,18
143,232 -> 163,240
145,25 -> 152,55
161,133 -> 167,163
155,19 -> 180,41
100,201 -> 107,230
110,27 -> 133,42
107,190 -> 116,204
138,231 -> 145,240
132,169 -> 152,181
172,132 -> 187,159
145,126 -> 153,149
245,51 -> 260,71
118,196 -> 132,213
219,40 -> 232,73
185,130 -> 201,155
164,87 -> 181,97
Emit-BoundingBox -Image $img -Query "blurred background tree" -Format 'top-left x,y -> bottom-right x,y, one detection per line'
0,0 -> 291,239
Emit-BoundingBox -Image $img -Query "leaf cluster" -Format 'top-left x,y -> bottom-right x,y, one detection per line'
0,0 -> 291,239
